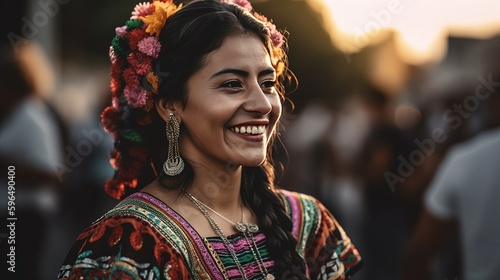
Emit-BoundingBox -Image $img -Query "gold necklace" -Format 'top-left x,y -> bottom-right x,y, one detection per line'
185,192 -> 274,280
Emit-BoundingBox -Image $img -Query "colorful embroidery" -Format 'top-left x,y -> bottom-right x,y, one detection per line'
58,190 -> 362,279
280,190 -> 363,279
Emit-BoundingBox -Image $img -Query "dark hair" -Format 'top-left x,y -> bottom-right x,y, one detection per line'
106,0 -> 306,278
148,0 -> 288,183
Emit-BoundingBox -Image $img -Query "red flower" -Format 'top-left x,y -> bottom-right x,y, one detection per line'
101,106 -> 120,133
110,78 -> 122,96
122,68 -> 140,89
104,179 -> 125,200
128,29 -> 148,50
127,52 -> 152,75
110,59 -> 126,82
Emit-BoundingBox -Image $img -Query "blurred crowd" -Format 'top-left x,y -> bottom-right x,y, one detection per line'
1,0 -> 500,279
281,34 -> 500,280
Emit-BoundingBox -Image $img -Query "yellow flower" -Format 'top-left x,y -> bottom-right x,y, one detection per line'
146,72 -> 159,94
141,1 -> 182,37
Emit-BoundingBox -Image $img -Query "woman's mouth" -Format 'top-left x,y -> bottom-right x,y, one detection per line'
228,125 -> 266,135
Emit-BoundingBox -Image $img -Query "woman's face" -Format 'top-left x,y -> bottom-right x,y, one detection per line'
177,33 -> 281,170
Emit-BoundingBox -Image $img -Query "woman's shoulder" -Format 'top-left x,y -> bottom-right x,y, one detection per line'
277,188 -> 323,218
276,189 -> 323,253
277,189 -> 319,203
69,192 -> 181,253
70,191 -> 197,261
277,189 -> 364,279
58,192 -> 194,279
77,192 -> 169,232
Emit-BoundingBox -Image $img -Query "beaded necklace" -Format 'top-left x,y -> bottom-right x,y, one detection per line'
185,192 -> 274,280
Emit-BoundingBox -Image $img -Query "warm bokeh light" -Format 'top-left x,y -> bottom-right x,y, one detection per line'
320,0 -> 500,64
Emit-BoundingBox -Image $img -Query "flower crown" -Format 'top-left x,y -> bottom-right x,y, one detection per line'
101,0 -> 285,199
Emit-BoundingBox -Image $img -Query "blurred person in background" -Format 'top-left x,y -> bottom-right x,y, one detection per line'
402,35 -> 500,280
354,123 -> 416,280
0,40 -> 67,279
402,115 -> 500,280
348,84 -> 418,280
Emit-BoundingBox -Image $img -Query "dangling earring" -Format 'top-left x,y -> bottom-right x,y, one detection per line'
163,113 -> 184,176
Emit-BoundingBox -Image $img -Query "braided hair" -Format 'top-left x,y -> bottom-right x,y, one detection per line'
102,0 -> 307,278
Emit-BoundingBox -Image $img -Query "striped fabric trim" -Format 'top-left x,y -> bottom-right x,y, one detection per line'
100,192 -> 227,280
279,189 -> 321,255
205,232 -> 274,280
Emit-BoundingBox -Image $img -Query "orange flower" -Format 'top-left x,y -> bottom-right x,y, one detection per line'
146,72 -> 159,94
140,1 -> 182,37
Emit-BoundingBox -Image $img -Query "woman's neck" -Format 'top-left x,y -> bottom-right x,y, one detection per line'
188,163 -> 243,211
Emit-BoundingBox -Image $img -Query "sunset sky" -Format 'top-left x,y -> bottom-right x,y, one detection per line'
319,0 -> 500,64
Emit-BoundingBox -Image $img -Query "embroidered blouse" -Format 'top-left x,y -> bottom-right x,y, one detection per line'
58,189 -> 362,279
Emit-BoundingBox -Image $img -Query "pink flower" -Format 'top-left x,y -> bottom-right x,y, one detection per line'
252,13 -> 284,48
131,2 -> 155,19
138,37 -> 161,58
223,0 -> 252,11
124,86 -> 149,108
270,28 -> 284,48
115,25 -> 128,37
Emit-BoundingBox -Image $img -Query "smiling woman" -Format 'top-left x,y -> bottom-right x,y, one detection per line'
57,0 -> 362,279
174,34 -> 280,169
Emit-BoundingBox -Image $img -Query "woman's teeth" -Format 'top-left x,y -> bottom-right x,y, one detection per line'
229,125 -> 266,135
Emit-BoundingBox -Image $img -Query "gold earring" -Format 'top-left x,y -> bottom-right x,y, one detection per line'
163,113 -> 184,176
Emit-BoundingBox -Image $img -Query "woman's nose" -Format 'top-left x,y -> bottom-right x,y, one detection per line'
243,85 -> 273,115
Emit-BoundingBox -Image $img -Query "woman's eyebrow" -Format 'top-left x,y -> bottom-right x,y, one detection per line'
210,67 -> 275,79
258,68 -> 276,77
210,68 -> 248,79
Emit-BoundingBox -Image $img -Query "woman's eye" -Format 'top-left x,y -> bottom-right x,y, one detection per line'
221,80 -> 243,88
261,80 -> 277,91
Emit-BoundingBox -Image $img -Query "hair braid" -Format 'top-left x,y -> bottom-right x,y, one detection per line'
242,164 -> 307,279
